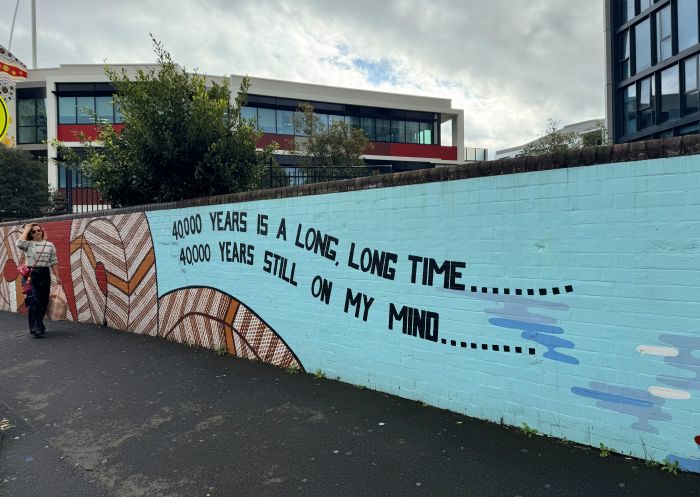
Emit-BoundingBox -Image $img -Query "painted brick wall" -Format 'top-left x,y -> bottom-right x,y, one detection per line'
2,137 -> 700,472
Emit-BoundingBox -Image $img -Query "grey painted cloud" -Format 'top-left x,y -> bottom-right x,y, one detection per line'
0,0 -> 604,154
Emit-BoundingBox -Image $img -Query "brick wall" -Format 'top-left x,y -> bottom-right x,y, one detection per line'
2,136 -> 700,472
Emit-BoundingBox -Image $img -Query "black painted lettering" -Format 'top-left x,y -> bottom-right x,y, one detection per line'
276,218 -> 287,240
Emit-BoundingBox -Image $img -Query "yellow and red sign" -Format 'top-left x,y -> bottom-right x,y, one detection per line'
0,95 -> 8,141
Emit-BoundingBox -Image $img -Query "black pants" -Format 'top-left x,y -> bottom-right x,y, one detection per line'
27,267 -> 51,333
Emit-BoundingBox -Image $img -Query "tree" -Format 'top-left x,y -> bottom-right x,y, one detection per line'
518,119 -> 608,157
0,144 -> 51,220
292,102 -> 372,178
63,36 -> 272,207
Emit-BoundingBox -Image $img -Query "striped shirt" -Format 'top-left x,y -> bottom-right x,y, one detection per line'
15,240 -> 58,268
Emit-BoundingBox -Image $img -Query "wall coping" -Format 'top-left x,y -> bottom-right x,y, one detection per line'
4,135 -> 700,227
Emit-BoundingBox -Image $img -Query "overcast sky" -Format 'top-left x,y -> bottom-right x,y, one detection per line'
1,0 -> 605,156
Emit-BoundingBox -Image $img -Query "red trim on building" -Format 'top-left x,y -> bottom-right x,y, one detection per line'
256,133 -> 295,151
57,124 -> 124,142
368,142 -> 458,161
256,133 -> 457,160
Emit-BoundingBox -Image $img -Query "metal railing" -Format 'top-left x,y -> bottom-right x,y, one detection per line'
64,169 -> 110,214
259,163 -> 394,190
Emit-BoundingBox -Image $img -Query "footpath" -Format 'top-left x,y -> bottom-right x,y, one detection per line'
0,311 -> 698,497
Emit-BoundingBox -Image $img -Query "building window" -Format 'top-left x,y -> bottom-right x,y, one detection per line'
639,0 -> 652,13
419,122 -> 433,144
58,94 -> 122,125
405,121 -> 420,144
376,119 -> 391,141
257,108 -> 276,133
276,109 -> 294,135
685,55 -> 700,114
679,122 -> 700,134
241,105 -> 257,125
17,98 -> 47,144
619,30 -> 631,80
623,84 -> 637,134
621,0 -> 635,24
678,0 -> 699,52
390,120 -> 405,142
361,117 -> 376,140
639,76 -> 656,128
635,18 -> 652,72
656,6 -> 672,62
660,65 -> 680,122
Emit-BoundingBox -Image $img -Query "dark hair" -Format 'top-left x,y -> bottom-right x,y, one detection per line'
22,223 -> 47,241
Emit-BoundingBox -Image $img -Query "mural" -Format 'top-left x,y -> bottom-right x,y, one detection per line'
0,44 -> 28,147
1,154 -> 700,472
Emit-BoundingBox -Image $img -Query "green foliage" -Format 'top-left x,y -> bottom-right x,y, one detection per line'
293,102 -> 373,176
285,364 -> 301,375
0,145 -> 52,220
518,119 -> 608,157
599,443 -> 611,458
661,459 -> 680,475
62,36 -> 272,207
521,422 -> 538,438
313,369 -> 326,379
215,346 -> 227,357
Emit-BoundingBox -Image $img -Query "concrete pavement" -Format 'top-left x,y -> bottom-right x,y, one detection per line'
1,311 -> 698,497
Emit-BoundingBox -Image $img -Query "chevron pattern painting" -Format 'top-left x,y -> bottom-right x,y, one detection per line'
70,213 -> 158,335
159,287 -> 302,370
0,213 -> 302,372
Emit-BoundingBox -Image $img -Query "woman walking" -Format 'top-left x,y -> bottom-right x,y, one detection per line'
16,223 -> 61,337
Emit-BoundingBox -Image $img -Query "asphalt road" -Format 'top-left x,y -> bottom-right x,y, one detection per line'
1,311 -> 698,497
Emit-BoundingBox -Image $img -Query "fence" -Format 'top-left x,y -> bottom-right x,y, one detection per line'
258,163 -> 394,190
57,162 -> 397,214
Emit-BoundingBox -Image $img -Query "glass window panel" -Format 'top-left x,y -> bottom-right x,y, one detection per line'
37,126 -> 47,142
36,99 -> 46,126
635,19 -> 651,72
329,114 -> 345,126
621,0 -> 635,23
316,113 -> 328,130
76,96 -> 95,124
257,108 -> 276,133
241,106 -> 257,126
114,100 -> 124,123
661,65 -> 681,122
17,99 -> 36,126
685,90 -> 699,114
657,6 -> 672,62
391,120 -> 405,142
405,121 -> 419,144
18,127 -> 36,144
376,119 -> 391,141
678,0 -> 699,52
58,96 -> 77,124
95,96 -> 113,122
685,56 -> 698,91
345,116 -> 361,129
639,0 -> 651,13
679,122 -> 700,135
619,31 -> 631,80
276,109 -> 294,135
419,122 -> 433,144
639,76 -> 655,128
361,117 -> 376,140
623,84 -> 637,134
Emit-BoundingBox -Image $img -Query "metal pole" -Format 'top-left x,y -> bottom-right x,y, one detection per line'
31,0 -> 37,68
8,0 -> 20,50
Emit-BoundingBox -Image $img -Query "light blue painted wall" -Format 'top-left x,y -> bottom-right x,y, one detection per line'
147,155 -> 700,471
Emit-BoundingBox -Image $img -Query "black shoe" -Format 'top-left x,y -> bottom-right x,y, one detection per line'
30,329 -> 37,335
33,330 -> 45,338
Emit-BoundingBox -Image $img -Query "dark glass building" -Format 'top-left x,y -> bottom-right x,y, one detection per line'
605,0 -> 700,143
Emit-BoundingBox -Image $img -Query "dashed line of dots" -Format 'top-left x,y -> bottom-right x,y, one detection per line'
470,284 -> 574,296
441,338 -> 536,356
